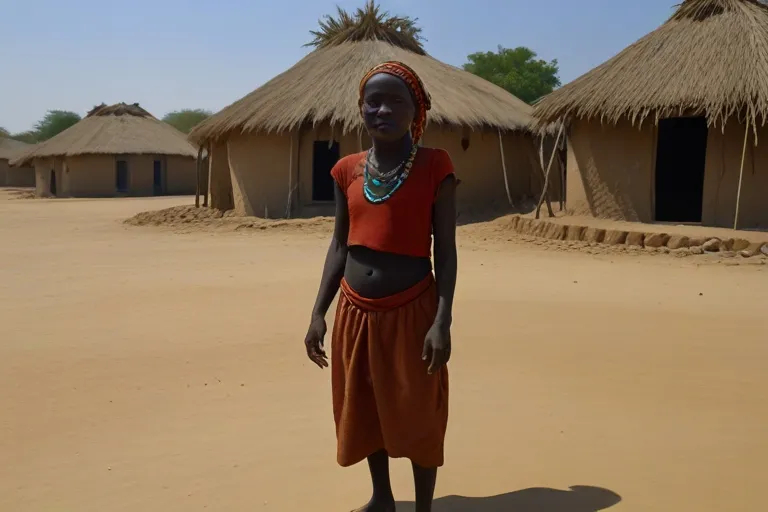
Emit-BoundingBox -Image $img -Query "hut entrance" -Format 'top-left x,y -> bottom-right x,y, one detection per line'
654,117 -> 708,223
153,159 -> 166,195
312,140 -> 340,201
116,160 -> 129,194
49,170 -> 57,196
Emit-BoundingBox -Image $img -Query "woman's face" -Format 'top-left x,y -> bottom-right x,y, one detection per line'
361,73 -> 416,142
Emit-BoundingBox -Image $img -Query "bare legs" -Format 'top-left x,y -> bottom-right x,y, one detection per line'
411,462 -> 437,512
359,450 -> 396,511
356,451 -> 437,512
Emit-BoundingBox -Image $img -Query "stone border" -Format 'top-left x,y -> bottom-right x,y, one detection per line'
507,216 -> 768,258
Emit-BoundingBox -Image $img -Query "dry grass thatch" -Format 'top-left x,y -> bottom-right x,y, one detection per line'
307,1 -> 425,55
0,137 -> 32,161
11,103 -> 198,166
190,3 -> 533,143
533,0 -> 768,131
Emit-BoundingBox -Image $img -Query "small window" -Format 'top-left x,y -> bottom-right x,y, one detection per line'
116,160 -> 129,193
312,140 -> 340,201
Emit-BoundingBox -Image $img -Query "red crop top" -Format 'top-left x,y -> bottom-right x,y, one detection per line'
330,147 -> 455,258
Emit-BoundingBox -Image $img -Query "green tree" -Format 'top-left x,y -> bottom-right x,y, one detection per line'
0,127 -> 9,138
162,109 -> 212,134
34,110 -> 81,141
463,46 -> 561,104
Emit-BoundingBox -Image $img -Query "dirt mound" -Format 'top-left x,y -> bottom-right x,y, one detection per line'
233,217 -> 334,233
5,188 -> 36,200
455,214 -> 767,265
125,205 -> 236,227
124,205 -> 334,235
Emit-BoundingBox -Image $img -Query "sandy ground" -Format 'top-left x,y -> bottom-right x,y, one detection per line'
1,189 -> 766,512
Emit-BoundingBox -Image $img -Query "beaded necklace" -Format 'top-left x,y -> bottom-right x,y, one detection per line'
363,145 -> 419,203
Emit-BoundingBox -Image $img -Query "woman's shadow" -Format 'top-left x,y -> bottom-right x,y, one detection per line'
396,485 -> 621,511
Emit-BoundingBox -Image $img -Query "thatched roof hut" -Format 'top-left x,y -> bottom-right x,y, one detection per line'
13,103 -> 197,167
0,138 -> 34,187
12,103 -> 201,198
190,40 -> 535,143
534,0 -> 768,131
532,0 -> 768,230
195,2 -> 558,218
0,137 -> 31,162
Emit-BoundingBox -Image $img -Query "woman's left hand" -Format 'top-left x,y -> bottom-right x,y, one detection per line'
423,323 -> 451,375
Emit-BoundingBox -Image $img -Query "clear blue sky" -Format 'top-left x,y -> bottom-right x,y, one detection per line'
2,0 -> 678,133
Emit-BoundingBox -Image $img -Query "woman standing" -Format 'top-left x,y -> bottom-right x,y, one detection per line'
304,61 -> 458,512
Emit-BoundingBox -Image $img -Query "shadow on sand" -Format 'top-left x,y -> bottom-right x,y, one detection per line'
396,485 -> 621,512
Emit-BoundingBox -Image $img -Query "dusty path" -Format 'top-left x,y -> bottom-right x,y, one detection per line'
1,191 -> 766,511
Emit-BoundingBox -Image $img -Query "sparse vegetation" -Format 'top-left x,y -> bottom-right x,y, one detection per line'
162,109 -> 213,134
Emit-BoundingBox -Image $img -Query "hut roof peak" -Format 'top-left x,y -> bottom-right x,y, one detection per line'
672,0 -> 766,21
305,0 -> 426,55
86,102 -> 153,118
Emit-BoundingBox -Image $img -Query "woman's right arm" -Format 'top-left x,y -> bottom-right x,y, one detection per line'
304,182 -> 349,368
311,182 -> 349,319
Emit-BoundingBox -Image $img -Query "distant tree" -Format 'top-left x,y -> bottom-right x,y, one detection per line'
0,127 -> 9,138
162,109 -> 213,134
463,46 -> 561,104
34,110 -> 81,141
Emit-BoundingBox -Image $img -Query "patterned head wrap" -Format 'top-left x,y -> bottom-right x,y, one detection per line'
359,61 -> 431,144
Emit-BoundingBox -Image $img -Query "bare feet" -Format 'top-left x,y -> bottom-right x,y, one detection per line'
351,497 -> 396,512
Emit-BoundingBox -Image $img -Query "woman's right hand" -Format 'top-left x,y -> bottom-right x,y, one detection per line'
304,315 -> 329,369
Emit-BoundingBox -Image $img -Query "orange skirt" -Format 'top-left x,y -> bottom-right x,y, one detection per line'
332,275 -> 449,468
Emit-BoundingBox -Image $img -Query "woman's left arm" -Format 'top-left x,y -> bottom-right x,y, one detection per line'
423,175 -> 458,374
433,175 -> 458,327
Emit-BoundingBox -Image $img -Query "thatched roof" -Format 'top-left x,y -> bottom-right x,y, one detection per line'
533,0 -> 768,130
0,137 -> 31,161
190,4 -> 534,144
11,103 -> 198,166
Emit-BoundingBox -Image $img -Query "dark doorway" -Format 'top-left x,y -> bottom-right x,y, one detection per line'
116,160 -> 129,194
312,140 -> 340,201
654,117 -> 708,223
49,170 -> 57,196
153,159 -> 165,195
